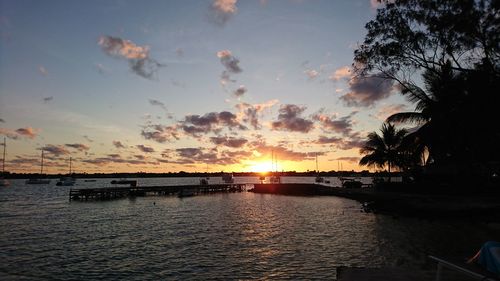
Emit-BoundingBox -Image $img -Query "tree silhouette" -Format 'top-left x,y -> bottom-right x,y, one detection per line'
359,122 -> 407,181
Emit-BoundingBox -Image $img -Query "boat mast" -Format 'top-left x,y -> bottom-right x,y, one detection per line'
316,153 -> 319,173
40,149 -> 44,174
2,137 -> 5,173
69,157 -> 72,174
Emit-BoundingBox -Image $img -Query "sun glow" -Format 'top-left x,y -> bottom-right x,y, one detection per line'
248,161 -> 273,173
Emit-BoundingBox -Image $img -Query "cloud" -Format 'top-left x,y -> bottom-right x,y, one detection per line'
181,111 -> 247,137
313,133 -> 365,150
0,118 -> 4,123
312,111 -> 356,136
98,35 -> 164,80
233,85 -> 247,97
82,155 -> 152,166
149,99 -> 167,111
314,136 -> 343,144
38,66 -> 48,76
249,141 -> 325,162
340,75 -> 394,107
136,144 -> 155,153
0,128 -> 18,139
236,99 -> 278,130
374,104 -> 407,120
210,0 -> 238,25
43,96 -> 53,103
210,136 -> 248,148
330,66 -> 351,81
14,127 -> 39,139
335,156 -> 360,162
42,144 -> 70,156
217,50 -> 242,73
304,69 -> 320,80
65,143 -> 90,152
112,140 -> 126,149
271,104 -> 314,133
165,147 -> 250,165
141,124 -> 179,143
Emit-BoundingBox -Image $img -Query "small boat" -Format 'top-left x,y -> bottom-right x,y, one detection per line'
340,177 -> 362,188
178,187 -> 196,197
110,179 -> 137,186
0,137 -> 10,187
314,153 -> 324,183
222,173 -> 234,184
84,179 -> 97,182
56,157 -> 76,186
26,150 -> 51,185
200,177 -> 209,185
270,174 -> 281,183
56,176 -> 76,186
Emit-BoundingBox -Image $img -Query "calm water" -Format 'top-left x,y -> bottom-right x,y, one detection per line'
1,177 -> 499,280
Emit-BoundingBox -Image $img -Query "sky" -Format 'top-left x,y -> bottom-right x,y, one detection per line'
0,0 -> 411,174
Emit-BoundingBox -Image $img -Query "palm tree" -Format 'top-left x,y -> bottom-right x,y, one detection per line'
359,122 -> 407,181
386,61 -> 465,164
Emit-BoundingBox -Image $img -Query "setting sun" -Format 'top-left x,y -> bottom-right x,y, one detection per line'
248,161 -> 273,173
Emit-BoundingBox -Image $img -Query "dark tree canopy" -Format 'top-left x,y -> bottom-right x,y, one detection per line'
354,0 -> 500,80
355,0 -> 500,170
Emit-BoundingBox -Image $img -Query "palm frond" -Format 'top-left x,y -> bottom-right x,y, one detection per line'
386,112 -> 428,124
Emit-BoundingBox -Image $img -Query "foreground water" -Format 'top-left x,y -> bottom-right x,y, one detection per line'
1,177 -> 499,280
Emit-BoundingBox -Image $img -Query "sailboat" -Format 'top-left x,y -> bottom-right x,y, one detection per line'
270,150 -> 281,183
0,137 -> 10,187
315,153 -> 324,183
26,149 -> 51,184
56,157 -> 76,186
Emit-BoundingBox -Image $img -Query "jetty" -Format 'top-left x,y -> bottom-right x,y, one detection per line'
69,183 -> 246,201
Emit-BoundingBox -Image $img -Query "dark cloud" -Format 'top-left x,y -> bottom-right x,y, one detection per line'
112,140 -> 126,149
271,104 -> 314,133
136,144 -> 155,153
134,154 -> 146,160
42,144 -> 70,156
217,50 -> 242,87
82,156 -> 151,166
43,96 -> 53,103
65,143 -> 90,152
209,0 -> 238,26
313,133 -> 365,150
312,111 -> 357,136
141,124 -> 179,143
149,99 -> 166,110
181,111 -> 246,137
217,50 -> 242,73
335,156 -> 360,163
3,127 -> 40,139
340,75 -> 394,107
210,136 -> 247,148
233,85 -> 247,97
314,136 -> 343,144
248,140 -> 325,162
98,35 -> 165,80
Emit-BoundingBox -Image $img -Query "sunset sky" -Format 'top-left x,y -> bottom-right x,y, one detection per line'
0,0 -> 411,174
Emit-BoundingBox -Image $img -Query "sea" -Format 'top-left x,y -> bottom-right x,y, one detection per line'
1,176 -> 499,280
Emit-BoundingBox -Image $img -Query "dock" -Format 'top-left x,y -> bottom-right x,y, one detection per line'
69,183 -> 246,201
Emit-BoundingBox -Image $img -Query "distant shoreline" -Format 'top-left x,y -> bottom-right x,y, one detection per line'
1,171 -> 382,179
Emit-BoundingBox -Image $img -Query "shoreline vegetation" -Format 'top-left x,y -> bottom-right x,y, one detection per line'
2,170 -> 373,179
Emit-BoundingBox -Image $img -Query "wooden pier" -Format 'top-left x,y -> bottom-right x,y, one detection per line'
69,183 -> 246,201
